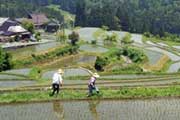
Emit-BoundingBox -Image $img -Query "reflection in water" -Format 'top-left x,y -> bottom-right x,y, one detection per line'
88,100 -> 100,120
1,98 -> 180,120
53,101 -> 64,120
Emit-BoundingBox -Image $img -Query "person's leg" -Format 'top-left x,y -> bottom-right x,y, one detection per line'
88,85 -> 93,96
51,84 -> 56,96
56,84 -> 60,94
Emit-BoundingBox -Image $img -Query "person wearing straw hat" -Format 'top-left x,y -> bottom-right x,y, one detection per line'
50,69 -> 64,96
80,67 -> 100,97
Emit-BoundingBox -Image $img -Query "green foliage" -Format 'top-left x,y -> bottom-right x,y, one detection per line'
56,31 -> 67,43
94,47 -> 147,71
121,33 -> 133,45
29,67 -> 42,80
101,25 -> 109,31
143,32 -> 180,45
74,0 -> 180,35
14,45 -> 79,67
35,32 -> 41,41
1,0 -> 180,35
21,20 -> 35,33
112,64 -> 143,74
103,33 -> 118,45
95,56 -> 109,71
68,31 -> 79,46
122,47 -> 147,63
143,32 -> 153,38
91,40 -> 97,45
1,86 -> 180,103
0,47 -> 13,72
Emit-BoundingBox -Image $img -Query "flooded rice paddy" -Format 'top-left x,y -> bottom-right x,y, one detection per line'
42,68 -> 90,80
101,74 -> 157,79
80,44 -> 108,53
146,47 -> 180,61
143,49 -> 163,65
0,74 -> 26,80
0,80 -> 36,88
4,68 -> 31,76
0,98 -> 180,120
168,62 -> 180,73
7,42 -> 61,58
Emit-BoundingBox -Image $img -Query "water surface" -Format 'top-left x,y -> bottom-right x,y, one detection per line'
0,98 -> 180,120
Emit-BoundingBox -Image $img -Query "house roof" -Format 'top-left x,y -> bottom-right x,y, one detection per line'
0,20 -> 18,32
28,13 -> 49,26
0,18 -> 9,26
2,31 -> 15,36
8,26 -> 27,33
15,18 -> 33,23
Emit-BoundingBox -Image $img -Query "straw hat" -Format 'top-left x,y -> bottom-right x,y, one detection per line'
93,73 -> 100,78
58,69 -> 64,74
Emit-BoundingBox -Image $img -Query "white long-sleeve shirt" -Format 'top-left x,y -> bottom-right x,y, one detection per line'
52,72 -> 63,84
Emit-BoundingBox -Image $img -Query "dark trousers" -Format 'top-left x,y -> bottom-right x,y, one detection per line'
88,85 -> 99,95
51,83 -> 60,96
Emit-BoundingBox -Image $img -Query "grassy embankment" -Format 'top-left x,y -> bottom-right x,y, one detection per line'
1,86 -> 180,104
142,33 -> 180,46
13,45 -> 79,68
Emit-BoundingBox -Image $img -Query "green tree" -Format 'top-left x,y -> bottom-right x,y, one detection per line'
103,33 -> 118,45
121,33 -> 133,45
68,31 -> 79,46
35,32 -> 41,41
0,47 -> 12,71
95,56 -> 108,71
21,20 -> 35,33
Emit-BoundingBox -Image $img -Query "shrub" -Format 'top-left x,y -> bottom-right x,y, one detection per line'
0,47 -> 13,71
29,67 -> 42,80
35,32 -> 41,41
103,32 -> 118,45
68,31 -> 79,46
95,56 -> 109,71
21,20 -> 35,33
91,40 -> 97,45
143,32 -> 152,37
122,47 -> 147,63
112,64 -> 143,74
121,33 -> 133,45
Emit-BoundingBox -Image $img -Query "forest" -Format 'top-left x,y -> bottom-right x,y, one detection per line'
0,0 -> 180,36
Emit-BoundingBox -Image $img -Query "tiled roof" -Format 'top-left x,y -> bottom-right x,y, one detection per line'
29,13 -> 49,26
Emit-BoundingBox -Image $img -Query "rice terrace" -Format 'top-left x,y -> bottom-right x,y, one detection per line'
0,0 -> 180,120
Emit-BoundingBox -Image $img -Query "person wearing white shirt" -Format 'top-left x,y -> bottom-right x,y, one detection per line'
50,69 -> 63,96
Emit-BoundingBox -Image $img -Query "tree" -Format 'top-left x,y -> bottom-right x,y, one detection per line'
68,31 -> 79,46
0,47 -> 12,71
121,33 -> 133,45
103,32 -> 118,45
35,32 -> 41,41
95,56 -> 108,71
21,20 -> 35,33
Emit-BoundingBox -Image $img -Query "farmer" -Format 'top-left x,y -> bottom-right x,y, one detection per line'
50,69 -> 64,96
80,67 -> 100,97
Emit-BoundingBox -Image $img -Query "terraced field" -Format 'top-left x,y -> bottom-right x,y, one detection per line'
1,74 -> 180,92
0,98 -> 180,120
0,73 -> 36,88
